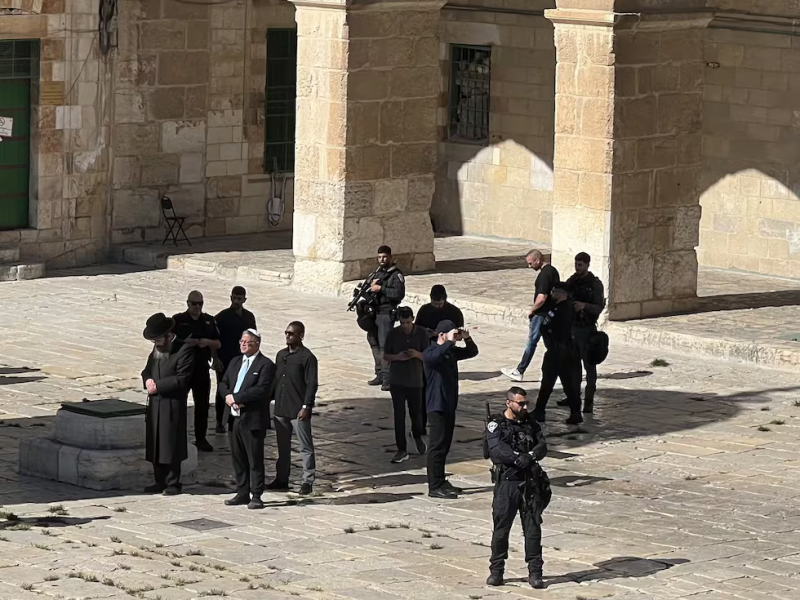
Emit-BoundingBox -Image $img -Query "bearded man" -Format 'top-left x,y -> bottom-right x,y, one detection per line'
141,313 -> 195,495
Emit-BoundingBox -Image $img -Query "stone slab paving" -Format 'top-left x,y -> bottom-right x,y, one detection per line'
0,269 -> 799,599
116,233 -> 800,371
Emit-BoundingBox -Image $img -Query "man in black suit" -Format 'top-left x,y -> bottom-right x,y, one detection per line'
142,313 -> 195,496
217,329 -> 276,509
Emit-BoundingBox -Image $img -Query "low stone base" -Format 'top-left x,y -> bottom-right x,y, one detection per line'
0,262 -> 46,281
19,437 -> 198,491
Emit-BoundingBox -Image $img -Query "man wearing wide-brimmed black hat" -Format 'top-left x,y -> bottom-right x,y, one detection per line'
141,313 -> 195,495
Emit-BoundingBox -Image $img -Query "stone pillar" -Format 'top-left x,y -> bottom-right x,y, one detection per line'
547,5 -> 712,320
290,0 -> 443,292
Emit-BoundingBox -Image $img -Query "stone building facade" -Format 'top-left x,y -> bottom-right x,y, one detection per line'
0,0 -> 798,317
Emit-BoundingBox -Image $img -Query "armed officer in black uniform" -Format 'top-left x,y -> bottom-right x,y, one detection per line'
485,387 -> 549,589
562,252 -> 605,414
532,284 -> 583,425
353,245 -> 405,391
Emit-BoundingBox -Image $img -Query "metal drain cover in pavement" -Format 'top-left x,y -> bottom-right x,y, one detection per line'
172,518 -> 233,531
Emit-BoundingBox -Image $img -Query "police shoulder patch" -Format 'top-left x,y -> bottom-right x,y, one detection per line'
397,273 -> 405,283
487,421 -> 498,433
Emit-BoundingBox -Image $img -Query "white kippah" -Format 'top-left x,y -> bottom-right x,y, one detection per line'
244,328 -> 261,339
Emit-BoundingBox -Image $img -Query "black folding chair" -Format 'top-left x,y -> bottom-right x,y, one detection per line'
161,196 -> 191,246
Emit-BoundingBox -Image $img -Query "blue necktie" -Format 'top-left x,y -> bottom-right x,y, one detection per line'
233,356 -> 250,393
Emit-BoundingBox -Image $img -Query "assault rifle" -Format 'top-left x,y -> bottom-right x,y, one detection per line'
347,266 -> 382,312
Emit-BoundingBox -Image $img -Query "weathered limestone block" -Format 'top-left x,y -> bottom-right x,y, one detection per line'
547,5 -> 712,320
290,0 -> 444,294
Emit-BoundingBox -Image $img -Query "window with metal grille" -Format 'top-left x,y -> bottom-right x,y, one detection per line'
0,39 -> 40,80
264,28 -> 297,173
448,45 -> 491,143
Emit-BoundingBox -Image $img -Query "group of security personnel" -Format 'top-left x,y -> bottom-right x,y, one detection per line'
351,246 -> 609,589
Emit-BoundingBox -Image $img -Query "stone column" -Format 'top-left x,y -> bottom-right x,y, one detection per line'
547,4 -> 712,320
289,0 -> 443,293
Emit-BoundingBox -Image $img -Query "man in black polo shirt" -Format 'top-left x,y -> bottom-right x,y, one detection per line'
213,286 -> 257,433
384,307 -> 429,464
415,285 -> 464,334
269,321 -> 319,496
173,290 -> 221,452
502,250 -> 559,383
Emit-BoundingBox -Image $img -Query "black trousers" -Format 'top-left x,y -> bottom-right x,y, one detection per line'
229,418 -> 266,497
534,343 -> 582,419
191,370 -> 211,441
214,367 -> 227,426
390,385 -> 425,452
573,326 -> 597,404
153,462 -> 182,489
490,479 -> 543,575
427,410 -> 455,491
366,312 -> 394,382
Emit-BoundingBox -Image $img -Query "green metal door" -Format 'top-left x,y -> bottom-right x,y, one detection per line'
0,78 -> 31,229
0,39 -> 39,231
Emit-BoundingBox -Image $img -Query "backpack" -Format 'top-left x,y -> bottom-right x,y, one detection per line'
587,330 -> 609,365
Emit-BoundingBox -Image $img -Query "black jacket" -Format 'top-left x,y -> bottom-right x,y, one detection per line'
368,265 -> 405,313
423,338 -> 479,413
486,413 -> 547,481
565,272 -> 605,328
541,297 -> 577,352
218,353 -> 276,431
142,339 -> 194,464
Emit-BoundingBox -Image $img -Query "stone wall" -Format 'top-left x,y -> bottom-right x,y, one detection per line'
698,25 -> 800,279
0,0 -> 110,269
111,0 -> 295,246
433,3 -> 555,244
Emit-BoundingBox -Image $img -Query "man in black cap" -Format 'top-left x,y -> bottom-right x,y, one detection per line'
141,313 -> 195,495
214,286 -> 257,433
533,285 -> 583,425
218,329 -> 275,510
423,319 -> 479,499
173,290 -> 221,452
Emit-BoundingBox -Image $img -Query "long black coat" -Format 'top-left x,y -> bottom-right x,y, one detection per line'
142,340 -> 194,464
217,352 -> 276,431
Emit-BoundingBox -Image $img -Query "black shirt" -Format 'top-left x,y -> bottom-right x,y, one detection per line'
214,306 -> 257,367
541,297 -> 575,347
172,311 -> 219,365
534,264 -> 560,316
415,302 -> 464,332
274,346 -> 319,418
384,324 -> 430,387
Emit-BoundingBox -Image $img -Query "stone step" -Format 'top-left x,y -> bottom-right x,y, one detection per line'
0,262 -> 45,281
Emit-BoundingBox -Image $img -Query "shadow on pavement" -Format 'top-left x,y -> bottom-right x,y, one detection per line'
459,370 -> 502,381
553,556 -> 691,585
0,384 -> 798,508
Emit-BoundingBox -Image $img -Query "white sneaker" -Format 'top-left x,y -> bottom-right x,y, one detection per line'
501,367 -> 523,382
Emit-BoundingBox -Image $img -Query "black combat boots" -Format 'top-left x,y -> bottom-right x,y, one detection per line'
529,572 -> 544,589
486,571 -> 503,586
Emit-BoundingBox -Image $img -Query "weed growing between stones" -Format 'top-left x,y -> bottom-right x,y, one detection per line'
48,505 -> 68,516
650,358 -> 670,367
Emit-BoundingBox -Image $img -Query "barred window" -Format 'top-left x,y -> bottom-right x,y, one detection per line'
448,44 -> 491,144
264,29 -> 297,173
0,39 -> 39,80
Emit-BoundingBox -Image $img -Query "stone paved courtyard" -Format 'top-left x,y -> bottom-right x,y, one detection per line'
0,268 -> 799,600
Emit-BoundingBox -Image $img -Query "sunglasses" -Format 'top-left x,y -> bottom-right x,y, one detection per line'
189,301 -> 204,307
513,400 -> 529,407
284,331 -> 299,336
